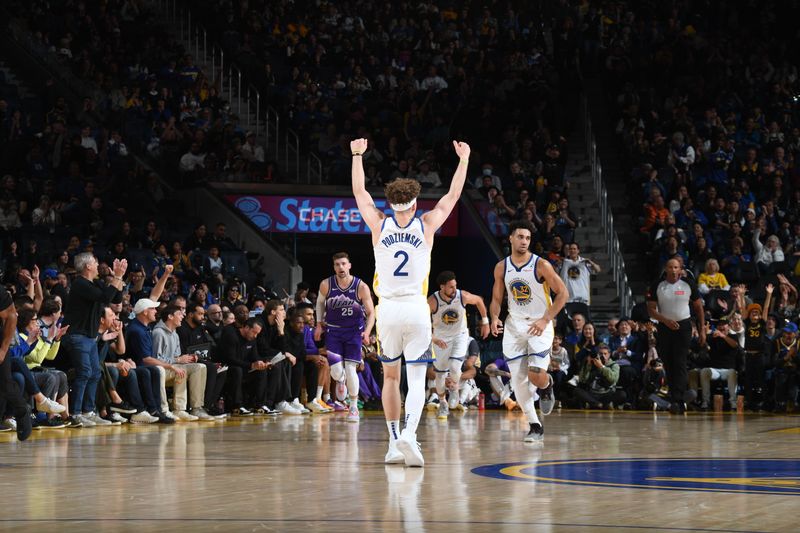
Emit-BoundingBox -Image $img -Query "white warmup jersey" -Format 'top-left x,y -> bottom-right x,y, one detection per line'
431,290 -> 468,339
373,216 -> 433,363
502,254 -> 553,365
373,217 -> 431,299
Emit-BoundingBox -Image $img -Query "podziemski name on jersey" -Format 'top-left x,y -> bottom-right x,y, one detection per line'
381,233 -> 423,248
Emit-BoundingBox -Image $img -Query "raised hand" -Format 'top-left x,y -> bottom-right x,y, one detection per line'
113,258 -> 129,278
350,138 -> 368,154
452,140 -> 471,160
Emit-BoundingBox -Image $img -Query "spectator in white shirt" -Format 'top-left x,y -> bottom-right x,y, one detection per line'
241,132 -> 265,163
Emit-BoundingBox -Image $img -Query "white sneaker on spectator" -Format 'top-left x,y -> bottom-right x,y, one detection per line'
163,410 -> 177,420
396,431 -> 424,467
85,412 -> 112,426
108,412 -> 128,424
277,401 -> 301,414
191,408 -> 215,421
3,418 -> 17,431
74,414 -> 95,427
291,398 -> 311,414
36,397 -> 66,415
130,411 -> 158,424
174,410 -> 199,421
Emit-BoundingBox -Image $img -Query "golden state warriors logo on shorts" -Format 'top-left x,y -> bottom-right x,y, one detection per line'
509,279 -> 532,305
442,310 -> 460,325
472,458 -> 800,495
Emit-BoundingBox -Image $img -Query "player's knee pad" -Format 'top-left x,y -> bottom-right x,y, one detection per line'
330,361 -> 345,383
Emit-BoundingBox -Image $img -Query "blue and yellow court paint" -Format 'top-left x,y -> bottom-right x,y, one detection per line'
472,458 -> 800,495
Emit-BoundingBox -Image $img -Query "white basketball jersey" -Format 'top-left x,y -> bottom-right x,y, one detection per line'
560,257 -> 591,303
373,216 -> 431,299
504,254 -> 551,320
431,290 -> 468,338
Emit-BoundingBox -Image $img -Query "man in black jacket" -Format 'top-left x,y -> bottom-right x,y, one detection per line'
217,318 -> 268,416
61,252 -> 126,427
258,300 -> 300,414
177,303 -> 227,417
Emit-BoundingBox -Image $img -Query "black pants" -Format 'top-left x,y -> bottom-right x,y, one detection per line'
657,320 -> 692,404
744,353 -> 765,405
266,360 -> 291,408
290,355 -> 318,401
774,369 -> 798,405
243,368 -> 269,408
133,366 -> 162,413
569,385 -> 627,407
222,366 -> 244,410
617,365 -> 641,402
0,356 -> 28,419
201,362 -> 227,409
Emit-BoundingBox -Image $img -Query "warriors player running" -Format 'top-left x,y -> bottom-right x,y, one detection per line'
351,137 -> 470,467
314,252 -> 375,422
429,270 -> 489,419
490,219 -> 568,442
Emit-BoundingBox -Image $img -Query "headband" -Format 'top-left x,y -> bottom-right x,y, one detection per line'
390,198 -> 417,212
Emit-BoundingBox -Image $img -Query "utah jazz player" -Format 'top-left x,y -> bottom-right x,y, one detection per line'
428,270 -> 489,419
490,219 -> 568,442
351,137 -> 470,467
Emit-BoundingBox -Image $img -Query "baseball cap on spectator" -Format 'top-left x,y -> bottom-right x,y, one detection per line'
782,322 -> 798,334
133,298 -> 160,315
43,268 -> 59,280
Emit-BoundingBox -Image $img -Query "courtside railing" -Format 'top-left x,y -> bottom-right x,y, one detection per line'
157,0 -> 322,183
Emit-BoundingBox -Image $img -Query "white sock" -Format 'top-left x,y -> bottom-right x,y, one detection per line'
315,386 -> 323,401
509,360 -> 540,426
403,363 -> 428,436
434,371 -> 447,398
323,393 -> 331,402
387,420 -> 400,443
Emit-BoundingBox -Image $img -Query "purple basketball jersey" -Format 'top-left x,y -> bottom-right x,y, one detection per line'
325,276 -> 365,332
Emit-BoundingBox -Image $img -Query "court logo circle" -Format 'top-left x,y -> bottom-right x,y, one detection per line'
472,458 -> 800,495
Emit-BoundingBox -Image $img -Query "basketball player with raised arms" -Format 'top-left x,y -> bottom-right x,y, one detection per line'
314,252 -> 375,422
429,270 -> 490,419
490,219 -> 568,442
351,137 -> 471,467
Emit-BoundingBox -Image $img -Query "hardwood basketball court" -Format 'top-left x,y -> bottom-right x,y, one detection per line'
1,410 -> 798,532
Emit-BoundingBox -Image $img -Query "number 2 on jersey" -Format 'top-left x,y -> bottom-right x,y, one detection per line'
393,250 -> 409,277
